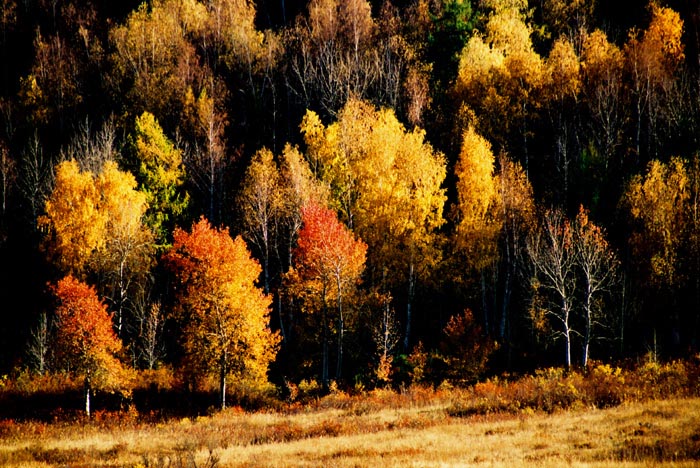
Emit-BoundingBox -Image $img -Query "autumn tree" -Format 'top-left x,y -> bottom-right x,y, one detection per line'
623,157 -> 688,289
624,3 -> 684,161
131,111 -> 188,246
455,0 -> 544,169
581,29 -> 626,170
165,217 -> 279,409
40,159 -> 106,276
572,206 -> 619,367
109,0 -> 208,126
291,202 -> 366,386
622,157 -> 690,351
493,153 -> 535,341
238,144 -> 327,343
543,37 -> 581,203
452,126 -> 500,329
440,309 -> 497,384
94,161 -> 154,336
52,275 -> 125,417
527,208 -> 577,367
238,147 -> 282,295
183,87 -> 228,223
301,98 -> 446,350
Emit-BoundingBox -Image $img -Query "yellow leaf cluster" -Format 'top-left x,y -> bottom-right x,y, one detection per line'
40,159 -> 153,278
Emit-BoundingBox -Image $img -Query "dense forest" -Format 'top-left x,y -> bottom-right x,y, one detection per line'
1,0 -> 699,405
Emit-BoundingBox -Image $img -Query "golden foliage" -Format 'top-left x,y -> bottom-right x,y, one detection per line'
165,217 -> 280,387
624,157 -> 689,287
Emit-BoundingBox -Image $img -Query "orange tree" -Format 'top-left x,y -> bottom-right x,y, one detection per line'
165,217 -> 279,409
52,275 -> 124,417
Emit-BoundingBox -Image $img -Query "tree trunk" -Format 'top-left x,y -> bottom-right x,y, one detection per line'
219,352 -> 227,410
85,373 -> 91,418
582,282 -> 592,367
481,270 -> 489,334
403,261 -> 415,352
563,303 -> 572,369
321,284 -> 329,390
335,274 -> 344,381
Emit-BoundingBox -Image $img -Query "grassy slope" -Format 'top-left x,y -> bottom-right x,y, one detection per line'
0,396 -> 699,467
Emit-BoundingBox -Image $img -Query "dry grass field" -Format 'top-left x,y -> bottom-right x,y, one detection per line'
0,391 -> 698,468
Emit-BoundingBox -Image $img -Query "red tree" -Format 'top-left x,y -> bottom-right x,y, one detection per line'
294,202 -> 367,387
52,275 -> 124,417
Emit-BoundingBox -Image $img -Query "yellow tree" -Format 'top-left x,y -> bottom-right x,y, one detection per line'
109,0 -> 207,124
623,157 -> 689,289
238,147 -> 282,295
453,126 -> 500,331
581,29 -> 626,168
625,3 -> 684,160
301,98 -> 446,350
40,159 -> 106,276
94,161 -> 154,336
165,217 -> 279,409
453,126 -> 499,270
455,0 -> 544,168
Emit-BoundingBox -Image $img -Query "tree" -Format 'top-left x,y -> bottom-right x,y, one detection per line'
183,87 -> 228,223
543,37 -> 581,203
493,153 -> 535,341
0,140 -> 15,225
165,217 -> 279,409
624,3 -> 684,161
94,161 -> 154,336
109,0 -> 208,126
301,98 -> 446,351
453,126 -> 500,330
287,0 -> 377,117
292,202 -> 366,386
527,208 -> 577,367
455,0 -> 544,169
572,206 -> 619,367
238,147 -> 282,295
40,159 -> 106,276
581,29 -> 626,169
622,157 -> 690,351
623,157 -> 689,289
131,111 -> 189,246
52,275 -> 124,417
440,309 -> 497,384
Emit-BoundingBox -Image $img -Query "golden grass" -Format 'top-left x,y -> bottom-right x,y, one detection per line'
0,394 -> 698,467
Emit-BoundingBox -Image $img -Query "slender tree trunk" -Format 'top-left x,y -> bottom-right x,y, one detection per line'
85,372 -> 91,418
481,270 -> 489,334
582,282 -> 592,367
500,236 -> 512,340
321,284 -> 329,390
335,274 -> 343,381
219,351 -> 227,410
403,261 -> 415,352
563,302 -> 572,368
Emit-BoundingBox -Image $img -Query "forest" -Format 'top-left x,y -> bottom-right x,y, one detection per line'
0,0 -> 699,412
